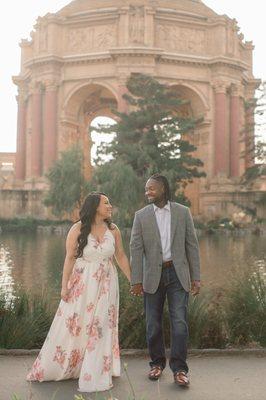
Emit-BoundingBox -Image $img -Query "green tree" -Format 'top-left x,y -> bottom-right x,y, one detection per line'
87,160 -> 143,227
241,83 -> 266,185
91,73 -> 206,220
44,145 -> 85,217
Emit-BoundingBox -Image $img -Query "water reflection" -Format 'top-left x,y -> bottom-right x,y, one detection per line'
0,233 -> 65,298
0,232 -> 265,296
0,243 -> 15,300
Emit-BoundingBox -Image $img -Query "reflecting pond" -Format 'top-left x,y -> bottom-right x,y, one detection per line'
0,231 -> 265,300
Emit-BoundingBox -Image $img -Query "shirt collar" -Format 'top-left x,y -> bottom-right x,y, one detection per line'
153,201 -> 170,212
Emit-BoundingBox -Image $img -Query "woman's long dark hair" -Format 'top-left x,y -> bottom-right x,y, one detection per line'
76,192 -> 113,258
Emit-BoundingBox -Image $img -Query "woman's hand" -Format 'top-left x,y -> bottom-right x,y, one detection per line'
61,286 -> 70,302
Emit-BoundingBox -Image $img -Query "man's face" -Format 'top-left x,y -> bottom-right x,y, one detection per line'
145,179 -> 165,203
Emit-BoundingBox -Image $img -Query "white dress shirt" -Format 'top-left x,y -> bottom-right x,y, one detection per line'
153,201 -> 172,261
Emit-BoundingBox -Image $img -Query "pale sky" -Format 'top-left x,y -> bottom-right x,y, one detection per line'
0,0 -> 265,152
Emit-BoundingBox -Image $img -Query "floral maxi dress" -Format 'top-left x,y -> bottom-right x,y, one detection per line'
27,229 -> 120,393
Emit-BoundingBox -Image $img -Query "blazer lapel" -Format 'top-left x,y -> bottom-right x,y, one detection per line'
170,202 -> 178,246
147,205 -> 162,248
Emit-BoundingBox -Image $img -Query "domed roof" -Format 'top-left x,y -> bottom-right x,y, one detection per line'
57,0 -> 217,18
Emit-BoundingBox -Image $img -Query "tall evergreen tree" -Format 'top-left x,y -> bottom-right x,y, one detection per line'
91,73 -> 205,211
241,83 -> 266,186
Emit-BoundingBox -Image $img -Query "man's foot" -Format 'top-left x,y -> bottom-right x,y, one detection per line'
148,365 -> 163,381
173,371 -> 190,387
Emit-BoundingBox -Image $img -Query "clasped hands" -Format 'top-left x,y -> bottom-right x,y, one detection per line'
130,283 -> 144,297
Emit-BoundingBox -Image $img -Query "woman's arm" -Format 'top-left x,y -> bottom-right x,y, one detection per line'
61,223 -> 80,301
113,226 -> 131,282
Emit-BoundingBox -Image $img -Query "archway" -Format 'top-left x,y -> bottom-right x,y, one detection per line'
90,116 -> 116,166
61,83 -> 118,179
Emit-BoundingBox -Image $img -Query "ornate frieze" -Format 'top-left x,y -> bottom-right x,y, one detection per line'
156,24 -> 206,54
66,24 -> 117,53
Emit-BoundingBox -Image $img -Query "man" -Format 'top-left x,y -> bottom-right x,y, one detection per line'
130,173 -> 200,387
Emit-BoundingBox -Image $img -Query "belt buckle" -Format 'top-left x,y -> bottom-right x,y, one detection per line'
163,260 -> 172,268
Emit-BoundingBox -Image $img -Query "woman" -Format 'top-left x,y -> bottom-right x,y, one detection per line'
27,192 -> 131,393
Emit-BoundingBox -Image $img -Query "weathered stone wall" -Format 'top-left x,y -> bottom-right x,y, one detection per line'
0,190 -> 52,220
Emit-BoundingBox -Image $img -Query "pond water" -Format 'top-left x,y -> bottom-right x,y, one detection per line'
0,231 -> 265,300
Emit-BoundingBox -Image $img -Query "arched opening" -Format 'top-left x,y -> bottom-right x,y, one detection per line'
89,116 -> 116,166
62,83 -> 119,179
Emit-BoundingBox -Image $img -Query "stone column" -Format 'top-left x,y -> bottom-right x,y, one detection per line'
15,87 -> 27,180
213,82 -> 228,176
31,82 -> 43,177
230,84 -> 241,177
43,80 -> 58,173
117,81 -> 129,113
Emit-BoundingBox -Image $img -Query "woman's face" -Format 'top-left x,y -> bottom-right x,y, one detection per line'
96,195 -> 112,219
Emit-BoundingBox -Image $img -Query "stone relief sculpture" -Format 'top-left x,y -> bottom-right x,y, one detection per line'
67,25 -> 116,52
157,24 -> 206,53
129,5 -> 145,44
96,26 -> 116,48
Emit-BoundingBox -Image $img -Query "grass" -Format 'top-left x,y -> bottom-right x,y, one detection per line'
226,270 -> 266,346
1,266 -> 265,350
0,290 -> 54,349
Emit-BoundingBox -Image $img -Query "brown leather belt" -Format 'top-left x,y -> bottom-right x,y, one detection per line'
162,260 -> 174,269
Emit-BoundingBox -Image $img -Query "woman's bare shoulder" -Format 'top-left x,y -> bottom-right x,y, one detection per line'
67,221 -> 81,238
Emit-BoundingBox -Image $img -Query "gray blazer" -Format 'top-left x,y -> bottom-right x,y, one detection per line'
130,202 -> 200,293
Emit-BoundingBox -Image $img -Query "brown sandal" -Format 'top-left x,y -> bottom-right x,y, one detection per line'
174,371 -> 190,387
148,365 -> 163,381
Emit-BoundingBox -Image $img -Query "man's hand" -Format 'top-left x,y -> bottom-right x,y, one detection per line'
191,280 -> 201,296
130,283 -> 144,297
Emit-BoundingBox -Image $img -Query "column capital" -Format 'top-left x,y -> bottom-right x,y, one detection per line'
145,7 -> 156,15
212,81 -> 229,94
16,86 -> 28,103
118,7 -> 129,14
230,83 -> 243,97
29,80 -> 43,95
44,79 -> 60,92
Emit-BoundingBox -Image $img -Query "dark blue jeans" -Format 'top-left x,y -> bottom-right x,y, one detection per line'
144,265 -> 189,373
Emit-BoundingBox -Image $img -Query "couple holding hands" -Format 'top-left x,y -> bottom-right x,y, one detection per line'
27,173 -> 200,393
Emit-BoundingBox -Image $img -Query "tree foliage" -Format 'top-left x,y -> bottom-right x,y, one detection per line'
91,73 -> 205,216
241,83 -> 266,186
44,145 -> 85,217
